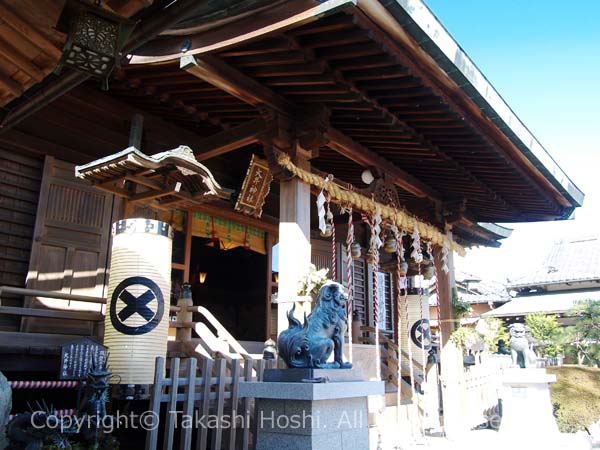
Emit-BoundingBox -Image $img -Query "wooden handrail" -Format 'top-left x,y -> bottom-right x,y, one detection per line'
0,306 -> 103,322
0,286 -> 106,305
359,324 -> 425,372
191,306 -> 251,357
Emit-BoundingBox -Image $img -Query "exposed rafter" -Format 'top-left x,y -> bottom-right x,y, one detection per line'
112,68 -> 224,129
180,52 -> 447,206
350,9 -> 563,211
280,31 -> 520,217
324,127 -> 440,203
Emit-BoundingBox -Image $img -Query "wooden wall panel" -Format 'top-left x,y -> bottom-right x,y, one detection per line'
0,148 -> 43,330
352,258 -> 367,326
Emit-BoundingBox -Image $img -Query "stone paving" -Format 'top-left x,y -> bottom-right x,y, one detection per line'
378,429 -> 594,450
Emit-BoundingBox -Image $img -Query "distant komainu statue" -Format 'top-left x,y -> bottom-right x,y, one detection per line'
278,281 -> 352,369
508,323 -> 538,368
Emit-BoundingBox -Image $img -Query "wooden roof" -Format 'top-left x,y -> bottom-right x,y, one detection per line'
108,1 -> 583,227
75,145 -> 233,209
0,0 -> 585,247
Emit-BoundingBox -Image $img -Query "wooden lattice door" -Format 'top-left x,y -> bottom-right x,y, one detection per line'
22,156 -> 118,334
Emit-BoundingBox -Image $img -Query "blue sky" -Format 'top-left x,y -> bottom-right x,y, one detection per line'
423,0 -> 600,281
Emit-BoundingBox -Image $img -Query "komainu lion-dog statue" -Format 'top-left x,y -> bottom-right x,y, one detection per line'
509,323 -> 538,368
278,281 -> 352,369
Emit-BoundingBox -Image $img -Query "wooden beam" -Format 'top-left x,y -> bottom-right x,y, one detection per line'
191,201 -> 279,236
181,54 -> 294,115
0,331 -> 86,353
123,174 -> 163,191
129,182 -> 182,203
324,126 -> 441,202
195,118 -> 267,161
130,0 -> 355,64
0,3 -> 62,60
0,0 -> 210,132
0,306 -> 103,322
0,72 -> 22,97
0,36 -> 44,81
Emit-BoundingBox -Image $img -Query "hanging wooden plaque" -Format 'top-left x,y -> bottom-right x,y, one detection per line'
235,154 -> 273,218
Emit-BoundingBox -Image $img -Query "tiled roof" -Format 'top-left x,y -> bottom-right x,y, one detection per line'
508,236 -> 600,288
482,290 -> 600,318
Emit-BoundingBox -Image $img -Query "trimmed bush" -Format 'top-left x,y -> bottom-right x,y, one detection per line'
547,365 -> 600,433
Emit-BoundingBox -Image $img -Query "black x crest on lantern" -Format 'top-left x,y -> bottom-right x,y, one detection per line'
110,276 -> 164,335
56,0 -> 136,84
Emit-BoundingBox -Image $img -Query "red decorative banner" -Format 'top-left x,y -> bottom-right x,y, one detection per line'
235,154 -> 273,218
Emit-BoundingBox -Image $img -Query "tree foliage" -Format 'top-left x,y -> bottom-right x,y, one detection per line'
525,313 -> 564,356
481,317 -> 509,353
452,288 -> 471,319
450,326 -> 482,351
450,318 -> 508,353
567,300 -> 600,366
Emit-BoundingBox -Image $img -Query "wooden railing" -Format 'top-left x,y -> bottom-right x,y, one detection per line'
169,300 -> 265,380
0,285 -> 106,352
170,304 -> 261,360
356,326 -> 424,387
145,356 -> 275,450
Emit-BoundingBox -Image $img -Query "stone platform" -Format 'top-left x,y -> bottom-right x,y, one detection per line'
240,375 -> 383,450
262,368 -> 365,383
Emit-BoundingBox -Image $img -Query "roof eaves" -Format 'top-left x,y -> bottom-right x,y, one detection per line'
376,0 -> 584,209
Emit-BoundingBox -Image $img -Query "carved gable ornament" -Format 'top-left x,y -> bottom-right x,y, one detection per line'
75,145 -> 233,210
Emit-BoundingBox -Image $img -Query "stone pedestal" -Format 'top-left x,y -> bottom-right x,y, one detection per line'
499,368 -> 558,435
240,379 -> 383,450
495,368 -> 592,449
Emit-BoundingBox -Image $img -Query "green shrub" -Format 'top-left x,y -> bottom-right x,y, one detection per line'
450,326 -> 482,351
525,313 -> 564,357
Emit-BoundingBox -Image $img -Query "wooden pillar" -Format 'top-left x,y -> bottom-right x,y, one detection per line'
183,209 -> 193,283
434,237 -> 455,347
176,287 -> 193,343
434,229 -> 467,438
276,148 -> 311,336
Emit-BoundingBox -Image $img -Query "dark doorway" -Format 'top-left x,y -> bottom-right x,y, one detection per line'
189,237 -> 266,341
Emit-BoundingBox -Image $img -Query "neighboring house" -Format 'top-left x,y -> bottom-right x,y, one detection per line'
430,270 -> 511,326
483,236 -> 600,324
482,290 -> 600,325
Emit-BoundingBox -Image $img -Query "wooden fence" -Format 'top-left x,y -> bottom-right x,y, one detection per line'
145,356 -> 276,450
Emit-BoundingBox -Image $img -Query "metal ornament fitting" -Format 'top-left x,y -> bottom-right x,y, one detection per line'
351,242 -> 361,259
263,338 -> 277,360
319,222 -> 333,238
423,265 -> 435,280
400,261 -> 409,276
383,233 -> 397,253
366,249 -> 375,264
